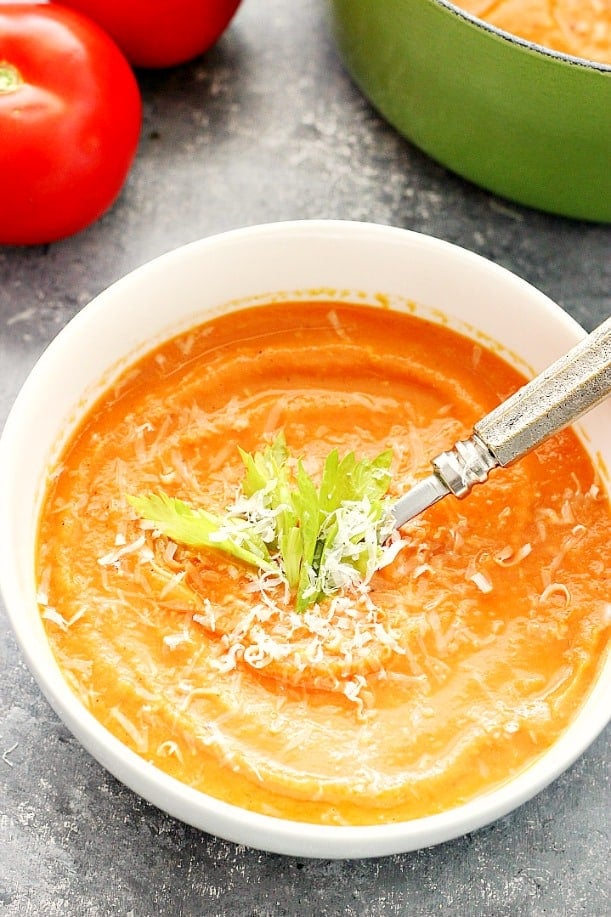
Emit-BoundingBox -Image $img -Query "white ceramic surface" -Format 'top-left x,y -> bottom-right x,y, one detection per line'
0,221 -> 609,858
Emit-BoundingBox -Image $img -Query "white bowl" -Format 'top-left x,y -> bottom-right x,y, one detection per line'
1,221 -> 609,858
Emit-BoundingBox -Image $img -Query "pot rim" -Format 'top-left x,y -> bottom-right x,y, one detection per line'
417,0 -> 611,72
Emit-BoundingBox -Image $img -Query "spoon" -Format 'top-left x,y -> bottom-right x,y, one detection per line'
391,316 -> 611,528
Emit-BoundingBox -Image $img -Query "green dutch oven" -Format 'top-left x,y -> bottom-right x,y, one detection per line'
328,0 -> 611,222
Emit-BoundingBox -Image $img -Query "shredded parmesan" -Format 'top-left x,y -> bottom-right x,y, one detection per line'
412,563 -> 435,580
41,607 -> 68,630
158,569 -> 187,599
163,630 -> 192,650
156,740 -> 184,762
98,534 -> 146,566
493,543 -> 532,566
109,707 -> 149,753
41,605 -> 88,630
190,586 -> 406,693
327,309 -> 351,340
539,583 -> 571,605
469,571 -> 493,594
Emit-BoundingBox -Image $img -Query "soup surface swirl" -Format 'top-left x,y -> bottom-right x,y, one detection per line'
37,302 -> 610,825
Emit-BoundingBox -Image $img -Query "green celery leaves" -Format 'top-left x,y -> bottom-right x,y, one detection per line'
128,433 -> 394,612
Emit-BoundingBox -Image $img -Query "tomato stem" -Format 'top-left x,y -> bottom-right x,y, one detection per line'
0,62 -> 24,94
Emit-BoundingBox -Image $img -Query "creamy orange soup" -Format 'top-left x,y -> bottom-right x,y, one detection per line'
456,0 -> 611,64
37,303 -> 610,826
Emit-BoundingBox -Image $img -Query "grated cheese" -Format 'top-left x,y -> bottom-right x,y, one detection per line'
469,572 -> 493,594
41,607 -> 68,630
493,543 -> 532,567
41,605 -> 88,630
163,630 -> 192,650
412,563 -> 435,580
98,534 -> 146,567
158,569 -> 187,600
109,707 -> 149,753
156,740 -> 184,762
539,583 -> 571,606
191,586 -> 407,693
327,309 -> 350,341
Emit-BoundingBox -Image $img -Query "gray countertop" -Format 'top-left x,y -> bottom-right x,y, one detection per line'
1,2 -> 609,914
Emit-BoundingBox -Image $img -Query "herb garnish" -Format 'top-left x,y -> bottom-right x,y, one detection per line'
128,434 -> 395,611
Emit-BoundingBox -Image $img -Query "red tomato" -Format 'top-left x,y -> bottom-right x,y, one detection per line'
0,4 -> 142,245
58,0 -> 243,69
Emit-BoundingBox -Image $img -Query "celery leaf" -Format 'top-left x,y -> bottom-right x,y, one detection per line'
128,434 -> 395,611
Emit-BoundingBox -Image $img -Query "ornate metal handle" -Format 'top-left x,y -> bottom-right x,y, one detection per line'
392,317 -> 611,526
473,315 -> 611,467
432,316 -> 611,499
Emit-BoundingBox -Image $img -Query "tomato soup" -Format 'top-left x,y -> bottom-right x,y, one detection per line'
455,0 -> 611,64
36,303 -> 610,826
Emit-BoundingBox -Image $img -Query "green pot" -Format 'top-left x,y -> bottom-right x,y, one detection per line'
328,0 -> 611,222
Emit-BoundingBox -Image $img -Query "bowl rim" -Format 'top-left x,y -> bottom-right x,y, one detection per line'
426,0 -> 611,72
0,219 -> 609,858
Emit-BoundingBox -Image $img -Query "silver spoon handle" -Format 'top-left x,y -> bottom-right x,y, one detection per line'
428,316 -> 611,503
392,317 -> 611,527
474,316 -> 611,467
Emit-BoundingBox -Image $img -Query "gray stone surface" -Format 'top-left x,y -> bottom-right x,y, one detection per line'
0,1 -> 609,914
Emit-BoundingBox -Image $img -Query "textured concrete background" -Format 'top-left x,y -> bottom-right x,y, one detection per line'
0,1 -> 609,914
